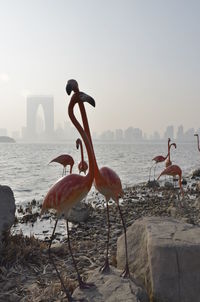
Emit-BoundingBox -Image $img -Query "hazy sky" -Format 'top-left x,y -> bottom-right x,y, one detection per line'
0,0 -> 200,137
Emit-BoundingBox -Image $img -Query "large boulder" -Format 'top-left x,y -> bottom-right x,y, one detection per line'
72,266 -> 149,302
0,185 -> 16,250
191,168 -> 200,178
117,216 -> 200,302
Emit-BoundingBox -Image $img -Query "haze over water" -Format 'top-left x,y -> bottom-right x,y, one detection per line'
0,141 -> 199,205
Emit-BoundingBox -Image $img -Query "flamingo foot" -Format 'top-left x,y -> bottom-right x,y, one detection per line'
120,263 -> 130,278
99,258 -> 110,274
78,278 -> 95,289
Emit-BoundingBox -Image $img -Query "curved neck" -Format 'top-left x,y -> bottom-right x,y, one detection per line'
78,98 -> 100,176
68,96 -> 94,185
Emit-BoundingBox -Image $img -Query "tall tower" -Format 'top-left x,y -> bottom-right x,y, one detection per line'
26,96 -> 54,140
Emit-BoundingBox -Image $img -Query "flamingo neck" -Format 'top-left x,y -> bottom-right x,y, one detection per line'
68,96 -> 94,186
79,140 -> 84,163
78,98 -> 100,177
70,165 -> 73,174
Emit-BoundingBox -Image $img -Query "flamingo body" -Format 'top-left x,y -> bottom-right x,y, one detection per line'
152,155 -> 166,163
94,166 -> 123,200
42,174 -> 89,215
157,164 -> 184,196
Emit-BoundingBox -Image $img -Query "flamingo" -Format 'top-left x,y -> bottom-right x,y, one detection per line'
76,138 -> 88,175
149,138 -> 170,181
49,154 -> 74,176
194,134 -> 200,152
41,91 -> 95,301
66,79 -> 130,278
157,164 -> 184,196
149,154 -> 168,181
165,138 -> 176,168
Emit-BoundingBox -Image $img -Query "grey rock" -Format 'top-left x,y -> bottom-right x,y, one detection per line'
191,168 -> 200,178
146,180 -> 159,188
66,201 -> 93,223
117,216 -> 200,302
164,181 -> 174,188
0,185 -> 16,250
72,266 -> 149,302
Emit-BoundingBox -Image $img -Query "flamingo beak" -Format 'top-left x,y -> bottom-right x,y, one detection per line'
79,92 -> 95,107
66,82 -> 72,95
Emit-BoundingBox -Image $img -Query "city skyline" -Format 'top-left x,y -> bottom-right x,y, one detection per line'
0,1 -> 200,138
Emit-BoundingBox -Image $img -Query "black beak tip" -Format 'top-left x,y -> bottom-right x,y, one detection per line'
66,84 -> 72,95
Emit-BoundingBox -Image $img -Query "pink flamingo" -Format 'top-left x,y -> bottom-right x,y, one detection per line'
165,138 -> 176,168
157,164 -> 184,196
66,79 -> 129,278
41,91 -> 95,301
76,138 -> 88,175
194,134 -> 200,152
49,154 -> 74,176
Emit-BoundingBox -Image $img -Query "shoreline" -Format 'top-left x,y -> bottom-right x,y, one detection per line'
1,174 -> 200,301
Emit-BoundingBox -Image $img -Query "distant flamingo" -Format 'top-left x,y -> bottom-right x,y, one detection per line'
66,79 -> 130,278
76,138 -> 88,175
194,134 -> 200,152
165,138 -> 176,168
41,91 -> 95,301
157,164 -> 184,196
49,154 -> 74,176
149,138 -> 171,181
149,154 -> 168,181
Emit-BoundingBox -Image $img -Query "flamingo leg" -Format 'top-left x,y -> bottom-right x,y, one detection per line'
149,163 -> 155,181
153,164 -> 157,179
99,198 -> 110,274
117,202 -> 130,278
66,219 -> 94,289
48,219 -> 73,301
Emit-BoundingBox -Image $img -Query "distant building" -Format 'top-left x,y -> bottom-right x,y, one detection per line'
176,125 -> 184,140
152,131 -> 160,140
100,130 -> 114,141
124,126 -> 143,141
26,95 -> 54,140
164,125 -> 174,140
115,129 -> 123,141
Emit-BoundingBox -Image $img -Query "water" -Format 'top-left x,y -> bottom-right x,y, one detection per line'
0,141 -> 199,205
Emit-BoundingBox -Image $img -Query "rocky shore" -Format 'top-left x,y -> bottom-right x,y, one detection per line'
1,173 -> 200,301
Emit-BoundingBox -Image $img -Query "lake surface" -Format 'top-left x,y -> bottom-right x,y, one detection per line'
0,141 -> 199,205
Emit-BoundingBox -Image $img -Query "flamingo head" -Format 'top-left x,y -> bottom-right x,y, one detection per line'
168,138 -> 171,143
66,79 -> 79,95
170,142 -> 176,149
76,138 -> 81,149
194,134 -> 198,137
